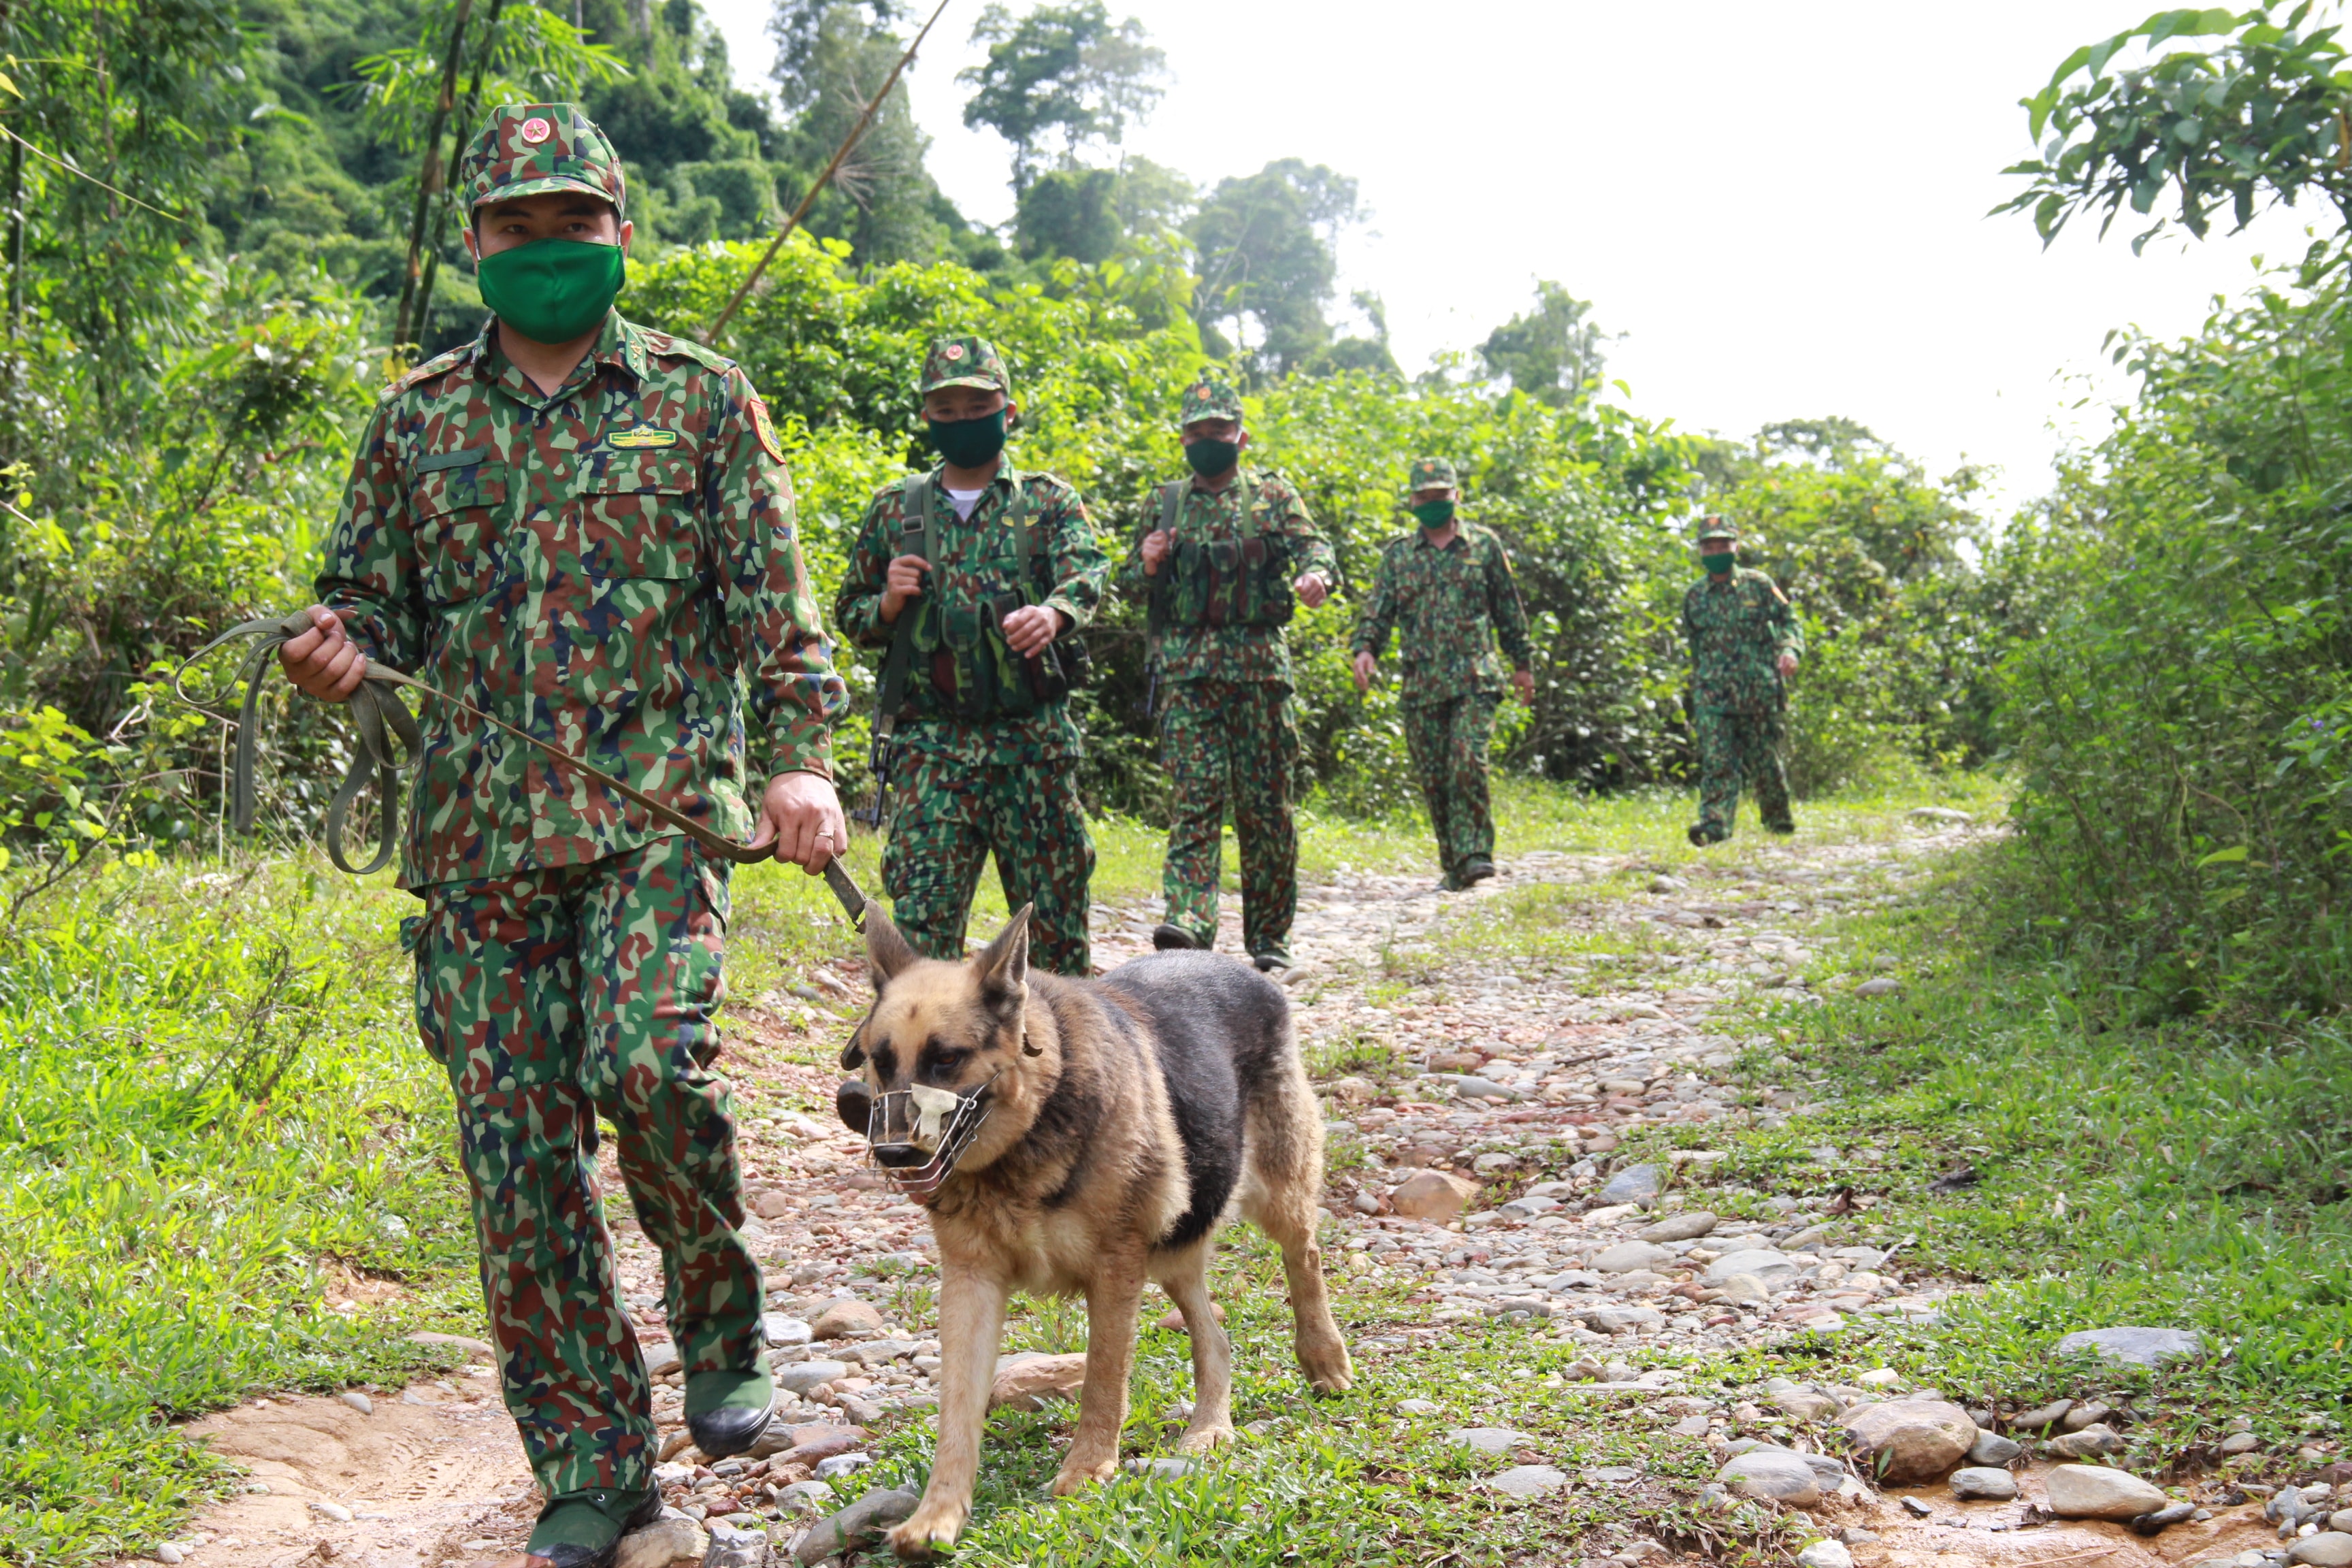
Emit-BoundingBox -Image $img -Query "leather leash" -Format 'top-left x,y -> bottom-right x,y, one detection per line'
172,611 -> 871,928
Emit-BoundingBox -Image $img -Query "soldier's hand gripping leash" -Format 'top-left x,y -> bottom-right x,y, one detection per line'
173,611 -> 873,925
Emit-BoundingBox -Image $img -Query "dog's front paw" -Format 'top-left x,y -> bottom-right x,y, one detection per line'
1048,1456 -> 1118,1497
885,1503 -> 965,1562
1303,1344 -> 1354,1394
1173,1421 -> 1235,1454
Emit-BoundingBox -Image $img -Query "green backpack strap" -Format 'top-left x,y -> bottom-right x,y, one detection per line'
871,474 -> 934,745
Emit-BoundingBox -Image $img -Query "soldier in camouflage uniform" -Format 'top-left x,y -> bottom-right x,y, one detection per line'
1352,457 -> 1533,891
834,335 -> 1108,977
278,104 -> 849,1568
1681,516 -> 1803,845
1116,370 -> 1334,969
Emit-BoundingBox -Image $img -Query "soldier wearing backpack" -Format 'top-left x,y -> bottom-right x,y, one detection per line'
834,336 -> 1109,975
1119,371 -> 1335,970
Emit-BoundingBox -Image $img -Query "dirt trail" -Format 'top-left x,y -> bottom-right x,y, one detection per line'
134,815 -> 2267,1567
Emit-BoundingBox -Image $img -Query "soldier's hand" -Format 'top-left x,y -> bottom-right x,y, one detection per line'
880,555 -> 930,623
1294,570 -> 1328,609
1776,651 -> 1799,679
278,605 -> 368,703
749,770 -> 847,875
1140,528 -> 1171,576
1352,650 -> 1377,693
1512,668 -> 1536,705
1000,604 -> 1063,656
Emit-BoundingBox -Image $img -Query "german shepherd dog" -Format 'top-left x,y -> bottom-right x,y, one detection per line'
833,904 -> 1353,1561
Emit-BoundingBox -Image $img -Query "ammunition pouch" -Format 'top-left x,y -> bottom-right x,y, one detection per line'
1146,477 -> 1293,632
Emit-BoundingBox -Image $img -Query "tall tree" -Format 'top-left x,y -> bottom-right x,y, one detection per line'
769,0 -> 958,264
958,1 -> 1165,193
1187,158 -> 1360,378
1479,280 -> 1615,406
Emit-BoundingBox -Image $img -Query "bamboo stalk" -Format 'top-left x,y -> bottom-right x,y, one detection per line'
391,0 -> 478,357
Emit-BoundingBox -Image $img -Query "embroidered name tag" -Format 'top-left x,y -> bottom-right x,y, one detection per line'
606,425 -> 681,450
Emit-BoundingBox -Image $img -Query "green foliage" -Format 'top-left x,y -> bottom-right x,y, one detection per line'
959,1 -> 1166,195
1998,3 -> 2352,250
1188,159 -> 1362,379
1477,280 -> 1616,408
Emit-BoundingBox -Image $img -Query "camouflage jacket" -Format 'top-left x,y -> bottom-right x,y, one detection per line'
316,312 -> 847,890
834,462 -> 1108,766
1113,468 -> 1336,686
1681,568 -> 1804,713
1351,523 -> 1533,708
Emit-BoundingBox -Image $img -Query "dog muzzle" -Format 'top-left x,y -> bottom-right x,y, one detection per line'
864,1076 -> 994,1199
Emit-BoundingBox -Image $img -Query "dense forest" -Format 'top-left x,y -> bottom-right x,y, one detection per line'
4,0 -> 2348,1022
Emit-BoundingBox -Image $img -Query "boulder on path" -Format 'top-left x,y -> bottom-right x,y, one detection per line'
1489,1465 -> 1567,1497
1840,1400 -> 1975,1484
1591,1241 -> 1676,1274
1715,1448 -> 1823,1506
2054,1326 -> 2204,1369
1639,1211 -> 1717,1243
808,1299 -> 883,1341
1951,1466 -> 2019,1501
1390,1171 -> 1477,1220
1598,1164 -> 1661,1204
614,1518 -> 706,1568
2291,1534 -> 2352,1567
1449,1427 -> 1530,1454
2042,1463 -> 2167,1520
990,1352 -> 1088,1411
1703,1249 -> 1799,1285
791,1488 -> 919,1565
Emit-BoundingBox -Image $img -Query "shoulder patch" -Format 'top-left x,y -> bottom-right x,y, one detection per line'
749,398 -> 785,463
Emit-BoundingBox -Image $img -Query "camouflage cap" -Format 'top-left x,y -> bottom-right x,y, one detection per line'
1177,370 -> 1244,427
1407,457 -> 1458,493
456,103 -> 627,218
1695,514 -> 1739,543
917,334 -> 1014,397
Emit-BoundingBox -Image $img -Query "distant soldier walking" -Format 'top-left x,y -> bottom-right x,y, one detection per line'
278,105 -> 847,1568
834,336 -> 1108,975
1120,370 -> 1334,970
1352,457 -> 1533,891
1682,516 -> 1803,846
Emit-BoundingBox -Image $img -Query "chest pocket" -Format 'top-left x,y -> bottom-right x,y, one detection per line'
576,452 -> 702,581
411,455 -> 510,608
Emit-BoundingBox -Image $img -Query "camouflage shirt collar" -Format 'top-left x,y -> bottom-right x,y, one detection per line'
1413,525 -> 1467,551
472,310 -> 638,404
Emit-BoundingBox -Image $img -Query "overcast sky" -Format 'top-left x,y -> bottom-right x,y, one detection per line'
698,0 -> 2330,519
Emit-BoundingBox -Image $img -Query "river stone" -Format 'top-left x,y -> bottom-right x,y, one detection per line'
1582,1305 -> 1666,1333
1598,1164 -> 1662,1204
614,1519 -> 706,1568
2055,1327 -> 2204,1369
2010,1398 -> 2074,1431
1592,1241 -> 1676,1275
990,1352 -> 1088,1411
1796,1541 -> 1855,1568
2043,1463 -> 2168,1520
1391,1171 -> 1478,1221
792,1488 -> 919,1565
774,1360 -> 849,1396
1715,1271 -> 1771,1305
2046,1424 -> 2128,1458
1776,1392 -> 1840,1422
808,1299 -> 883,1341
1490,1465 -> 1567,1498
1638,1211 -> 1718,1243
1716,1448 -> 1823,1506
1450,1427 -> 1531,1454
1967,1431 -> 2022,1465
1952,1466 -> 2020,1501
1704,1249 -> 1800,1285
1840,1400 -> 1976,1484
2291,1534 -> 2352,1567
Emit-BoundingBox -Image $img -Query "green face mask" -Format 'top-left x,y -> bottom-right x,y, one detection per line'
1185,437 -> 1241,478
1411,499 -> 1456,529
476,238 -> 626,346
1701,550 -> 1737,574
928,409 -> 1008,469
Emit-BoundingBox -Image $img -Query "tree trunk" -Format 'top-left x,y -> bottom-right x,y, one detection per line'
412,0 -> 508,357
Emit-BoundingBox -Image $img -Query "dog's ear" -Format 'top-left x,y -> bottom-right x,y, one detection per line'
975,903 -> 1032,1013
836,1077 -> 874,1134
840,1022 -> 866,1073
865,907 -> 918,989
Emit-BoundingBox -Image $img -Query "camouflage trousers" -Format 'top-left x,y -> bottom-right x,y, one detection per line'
1158,679 -> 1297,961
406,835 -> 758,1501
881,749 -> 1093,975
1692,707 -> 1793,840
1403,692 -> 1502,886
